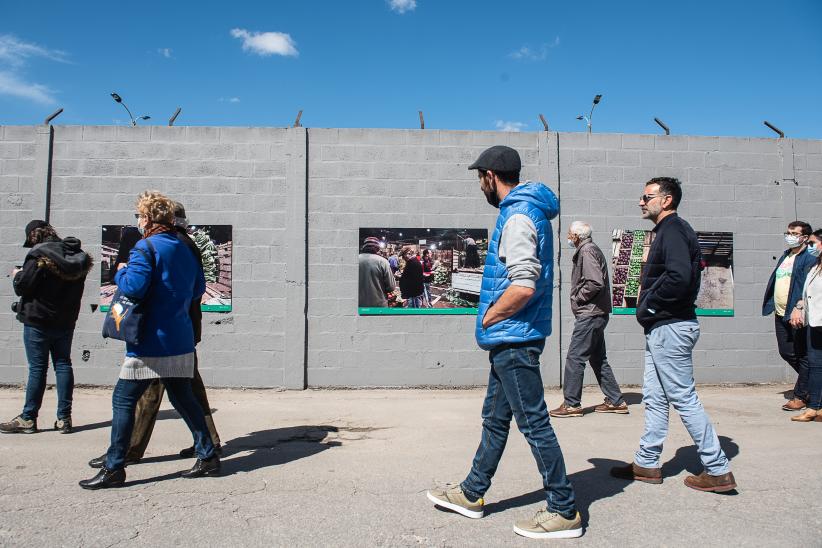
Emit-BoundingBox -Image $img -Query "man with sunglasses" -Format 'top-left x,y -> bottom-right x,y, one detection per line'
610,177 -> 737,493
763,221 -> 814,411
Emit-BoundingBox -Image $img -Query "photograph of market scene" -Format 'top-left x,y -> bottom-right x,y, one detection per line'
358,228 -> 488,314
610,228 -> 734,315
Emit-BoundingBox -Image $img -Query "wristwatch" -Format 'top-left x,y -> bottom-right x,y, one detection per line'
795,302 -> 805,310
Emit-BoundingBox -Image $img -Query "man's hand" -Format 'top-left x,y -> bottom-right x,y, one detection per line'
117,262 -> 128,271
482,285 -> 535,329
789,306 -> 804,328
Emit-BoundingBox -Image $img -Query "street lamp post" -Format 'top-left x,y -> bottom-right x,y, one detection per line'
110,92 -> 150,126
576,94 -> 602,133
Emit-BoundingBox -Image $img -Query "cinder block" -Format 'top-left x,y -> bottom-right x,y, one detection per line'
688,136 -> 720,151
0,143 -> 20,159
116,126 -> 151,142
588,133 -> 622,149
622,134 -> 654,150
573,149 -> 607,166
672,151 -> 706,168
640,151 -> 673,167
150,126 -> 188,142
83,126 -> 118,142
558,132 -> 589,148
607,150 -> 640,167
2,126 -> 36,142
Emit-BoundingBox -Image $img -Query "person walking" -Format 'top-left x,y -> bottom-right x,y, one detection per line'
86,202 -> 222,469
788,228 -> 822,423
550,221 -> 628,418
0,221 -> 93,434
422,249 -> 434,307
80,191 -> 219,489
427,145 -> 582,539
358,236 -> 396,308
610,177 -> 737,493
763,221 -> 815,411
399,248 -> 425,308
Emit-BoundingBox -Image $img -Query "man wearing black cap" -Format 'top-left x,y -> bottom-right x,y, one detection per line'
0,221 -> 92,434
427,146 -> 582,539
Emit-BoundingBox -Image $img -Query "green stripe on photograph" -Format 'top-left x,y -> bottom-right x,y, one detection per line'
359,308 -> 478,315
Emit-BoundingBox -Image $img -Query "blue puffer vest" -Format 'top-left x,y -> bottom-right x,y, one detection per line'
475,182 -> 558,350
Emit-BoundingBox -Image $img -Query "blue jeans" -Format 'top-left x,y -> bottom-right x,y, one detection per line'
635,321 -> 730,475
21,325 -> 75,421
462,341 -> 577,518
106,377 -> 215,470
806,327 -> 822,409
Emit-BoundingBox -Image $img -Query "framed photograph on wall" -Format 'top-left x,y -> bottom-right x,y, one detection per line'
358,227 -> 488,315
100,225 -> 232,312
610,228 -> 733,316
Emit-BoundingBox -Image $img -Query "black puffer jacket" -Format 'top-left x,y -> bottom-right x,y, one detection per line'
13,237 -> 93,329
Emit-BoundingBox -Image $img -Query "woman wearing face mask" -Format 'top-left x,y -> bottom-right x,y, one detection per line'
789,228 -> 822,422
80,191 -> 219,489
763,221 -> 815,412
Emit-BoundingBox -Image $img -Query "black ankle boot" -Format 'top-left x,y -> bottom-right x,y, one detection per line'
179,443 -> 222,459
180,455 -> 221,478
79,467 -> 126,490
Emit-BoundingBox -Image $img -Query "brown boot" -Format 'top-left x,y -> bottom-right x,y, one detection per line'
782,398 -> 807,411
791,408 -> 820,422
609,462 -> 662,484
684,471 -> 737,492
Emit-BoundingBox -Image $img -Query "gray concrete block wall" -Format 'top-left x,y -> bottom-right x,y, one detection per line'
306,128 -> 552,386
0,124 -> 819,388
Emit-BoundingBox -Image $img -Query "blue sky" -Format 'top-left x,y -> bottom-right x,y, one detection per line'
2,0 -> 821,138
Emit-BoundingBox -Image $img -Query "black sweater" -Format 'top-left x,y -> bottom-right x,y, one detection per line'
636,214 -> 701,333
13,237 -> 93,329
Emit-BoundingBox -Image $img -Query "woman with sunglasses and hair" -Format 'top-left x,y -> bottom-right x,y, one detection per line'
789,228 -> 822,422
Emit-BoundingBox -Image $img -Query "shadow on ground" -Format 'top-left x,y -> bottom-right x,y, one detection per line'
483,436 -> 740,523
72,408 -> 219,433
121,425 -> 347,486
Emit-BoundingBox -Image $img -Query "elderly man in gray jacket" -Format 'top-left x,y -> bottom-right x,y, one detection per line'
550,221 -> 628,418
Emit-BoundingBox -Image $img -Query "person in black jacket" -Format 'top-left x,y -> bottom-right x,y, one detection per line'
0,221 -> 92,434
399,248 -> 425,308
610,177 -> 737,493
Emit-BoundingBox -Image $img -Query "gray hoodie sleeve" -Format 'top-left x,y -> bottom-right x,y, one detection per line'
499,214 -> 541,289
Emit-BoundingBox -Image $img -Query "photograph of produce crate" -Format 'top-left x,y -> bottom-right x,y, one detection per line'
625,278 -> 640,297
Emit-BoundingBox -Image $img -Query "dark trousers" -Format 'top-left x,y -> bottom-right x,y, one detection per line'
806,327 -> 822,409
461,341 -> 577,518
562,315 -> 624,407
21,325 -> 74,421
774,315 -> 809,401
106,377 -> 215,470
126,355 -> 220,461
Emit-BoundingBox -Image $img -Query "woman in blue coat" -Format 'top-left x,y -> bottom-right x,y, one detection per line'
80,191 -> 219,489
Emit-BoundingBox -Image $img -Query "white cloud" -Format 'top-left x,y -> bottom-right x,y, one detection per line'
218,97 -> 241,103
158,48 -> 173,58
0,71 -> 56,104
509,36 -> 560,61
0,34 -> 69,66
495,120 -> 526,132
230,28 -> 298,57
388,0 -> 417,13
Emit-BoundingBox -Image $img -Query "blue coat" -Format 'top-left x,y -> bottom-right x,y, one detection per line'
762,248 -> 816,322
475,182 -> 558,350
115,232 -> 206,358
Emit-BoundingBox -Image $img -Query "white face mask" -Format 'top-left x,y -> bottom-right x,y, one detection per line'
785,234 -> 803,248
567,239 -> 577,249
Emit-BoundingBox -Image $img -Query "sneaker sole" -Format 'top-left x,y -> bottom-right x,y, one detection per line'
513,525 -> 584,539
549,413 -> 584,418
426,491 -> 483,519
0,429 -> 37,434
594,409 -> 629,414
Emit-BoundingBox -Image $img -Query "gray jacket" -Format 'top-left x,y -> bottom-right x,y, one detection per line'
570,238 -> 612,318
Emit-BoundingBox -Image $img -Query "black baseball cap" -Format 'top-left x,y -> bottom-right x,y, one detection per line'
468,145 -> 521,173
23,220 -> 49,247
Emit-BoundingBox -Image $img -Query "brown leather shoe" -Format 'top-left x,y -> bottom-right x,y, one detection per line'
609,462 -> 662,484
791,408 -> 820,422
684,471 -> 737,492
549,403 -> 583,418
594,398 -> 629,414
782,398 -> 807,411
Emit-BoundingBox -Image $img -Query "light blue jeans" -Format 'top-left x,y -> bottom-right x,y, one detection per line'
635,320 -> 730,476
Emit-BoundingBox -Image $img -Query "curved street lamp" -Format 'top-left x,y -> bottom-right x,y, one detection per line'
576,94 -> 602,133
110,92 -> 150,126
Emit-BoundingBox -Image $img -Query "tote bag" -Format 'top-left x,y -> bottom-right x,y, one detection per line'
101,239 -> 155,345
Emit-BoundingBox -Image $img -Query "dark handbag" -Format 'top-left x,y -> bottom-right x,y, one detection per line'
102,239 -> 155,345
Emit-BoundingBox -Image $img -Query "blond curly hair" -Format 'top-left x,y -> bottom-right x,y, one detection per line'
135,190 -> 175,225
